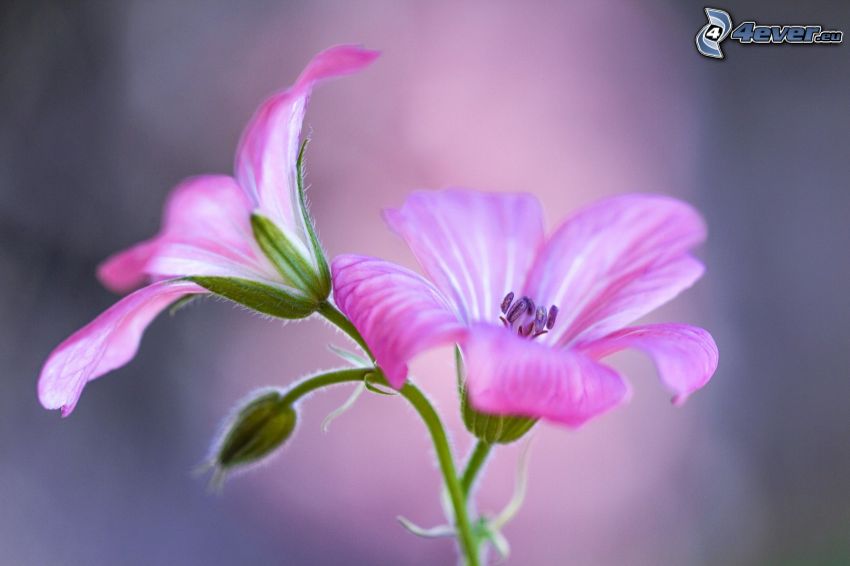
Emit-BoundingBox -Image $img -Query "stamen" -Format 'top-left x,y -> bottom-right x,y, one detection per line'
506,297 -> 529,324
534,306 -> 547,333
495,293 -> 559,340
546,305 -> 558,330
500,292 -> 514,314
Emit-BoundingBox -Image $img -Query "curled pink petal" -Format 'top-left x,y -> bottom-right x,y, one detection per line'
524,194 -> 708,346
38,280 -> 205,416
97,175 -> 270,293
235,45 -> 379,239
331,254 -> 466,388
384,189 -> 545,323
463,324 -> 630,427
579,323 -> 718,405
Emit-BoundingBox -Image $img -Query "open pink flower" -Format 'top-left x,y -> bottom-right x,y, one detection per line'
332,190 -> 718,426
39,45 -> 379,416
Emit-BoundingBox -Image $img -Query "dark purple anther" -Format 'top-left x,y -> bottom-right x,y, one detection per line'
534,306 -> 547,333
506,297 -> 529,324
500,291 -> 515,314
546,305 -> 559,330
525,297 -> 535,315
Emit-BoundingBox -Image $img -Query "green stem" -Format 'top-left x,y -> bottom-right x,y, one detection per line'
398,383 -> 479,566
282,368 -> 479,564
280,367 -> 374,407
317,301 -> 375,362
460,440 -> 492,498
316,303 -> 479,565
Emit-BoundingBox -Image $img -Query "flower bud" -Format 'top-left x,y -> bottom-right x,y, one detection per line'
212,390 -> 297,475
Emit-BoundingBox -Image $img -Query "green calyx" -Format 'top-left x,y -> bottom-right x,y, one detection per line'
251,213 -> 329,301
215,390 -> 297,471
249,138 -> 332,303
456,347 -> 537,444
191,140 -> 331,319
294,138 -> 331,297
188,276 -> 318,319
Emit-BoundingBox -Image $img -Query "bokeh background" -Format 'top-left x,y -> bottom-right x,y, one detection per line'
2,1 -> 849,564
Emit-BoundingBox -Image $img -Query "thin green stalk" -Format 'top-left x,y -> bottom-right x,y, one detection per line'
460,440 -> 492,498
398,383 -> 480,566
280,367 -> 373,406
316,304 -> 480,565
317,301 -> 375,362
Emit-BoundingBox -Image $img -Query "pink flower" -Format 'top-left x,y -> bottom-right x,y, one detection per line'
39,45 -> 379,416
332,190 -> 718,426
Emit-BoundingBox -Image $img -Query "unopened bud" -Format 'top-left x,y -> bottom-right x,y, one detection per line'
211,390 -> 297,479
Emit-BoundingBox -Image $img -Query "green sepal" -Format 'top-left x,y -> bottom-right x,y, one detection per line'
364,371 -> 397,396
188,276 -> 317,319
295,139 -> 331,297
456,346 -> 537,444
251,213 -> 327,301
215,390 -> 297,471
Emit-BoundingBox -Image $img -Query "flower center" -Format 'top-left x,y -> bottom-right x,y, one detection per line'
499,291 -> 558,339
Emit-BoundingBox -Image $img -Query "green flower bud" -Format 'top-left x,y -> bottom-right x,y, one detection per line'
456,347 -> 536,444
211,389 -> 297,478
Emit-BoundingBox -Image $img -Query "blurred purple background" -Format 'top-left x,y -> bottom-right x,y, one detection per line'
2,1 -> 849,564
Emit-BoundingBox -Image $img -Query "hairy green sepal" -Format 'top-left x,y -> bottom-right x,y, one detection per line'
295,139 -> 331,297
188,276 -> 317,319
251,213 -> 327,300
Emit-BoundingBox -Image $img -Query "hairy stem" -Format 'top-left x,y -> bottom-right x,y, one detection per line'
399,383 -> 480,566
280,367 -> 373,407
460,440 -> 492,499
316,303 -> 480,565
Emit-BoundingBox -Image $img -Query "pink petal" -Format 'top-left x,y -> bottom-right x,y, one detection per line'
462,324 -> 630,427
38,280 -> 205,416
234,45 -> 379,242
97,240 -> 160,294
524,194 -> 707,346
331,255 -> 466,388
579,323 -> 718,405
384,189 -> 545,323
97,175 -> 270,293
